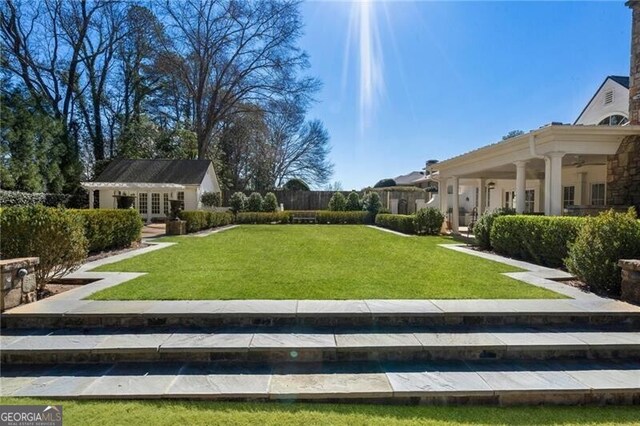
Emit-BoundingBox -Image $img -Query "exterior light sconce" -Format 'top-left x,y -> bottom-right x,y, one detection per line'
487,182 -> 496,189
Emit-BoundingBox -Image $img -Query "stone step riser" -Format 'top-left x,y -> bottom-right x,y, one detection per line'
4,347 -> 640,365
28,391 -> 640,406
4,314 -> 640,330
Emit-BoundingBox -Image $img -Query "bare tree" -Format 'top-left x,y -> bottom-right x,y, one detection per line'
159,0 -> 318,159
266,99 -> 333,188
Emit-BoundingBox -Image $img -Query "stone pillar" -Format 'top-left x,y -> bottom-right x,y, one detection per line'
544,157 -> 551,215
514,161 -> 527,214
627,1 -> 640,125
1,258 -> 39,312
477,178 -> 486,215
451,176 -> 460,234
619,259 -> 640,305
606,3 -> 640,211
548,152 -> 565,216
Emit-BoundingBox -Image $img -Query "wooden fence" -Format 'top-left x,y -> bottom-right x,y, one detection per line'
223,189 -> 430,213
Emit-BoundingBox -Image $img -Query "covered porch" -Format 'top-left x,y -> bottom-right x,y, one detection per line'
80,182 -> 188,222
431,124 -> 640,233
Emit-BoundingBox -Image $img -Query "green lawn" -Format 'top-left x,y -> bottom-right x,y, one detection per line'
1,398 -> 637,425
90,225 -> 563,300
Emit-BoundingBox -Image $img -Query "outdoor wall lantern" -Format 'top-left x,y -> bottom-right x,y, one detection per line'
487,182 -> 496,189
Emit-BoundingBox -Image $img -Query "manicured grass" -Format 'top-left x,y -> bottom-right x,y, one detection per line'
90,225 -> 563,300
1,398 -> 638,425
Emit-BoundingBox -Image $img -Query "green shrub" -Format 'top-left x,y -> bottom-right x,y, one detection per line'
200,191 -> 221,208
0,189 -> 69,207
247,192 -> 263,212
230,192 -> 247,214
415,208 -> 444,235
491,215 -> 585,268
316,211 -> 369,224
474,208 -> 516,250
566,209 -> 640,296
73,209 -> 143,253
362,191 -> 382,216
178,210 -> 233,232
375,214 -> 415,234
328,192 -> 346,211
345,191 -> 361,211
0,206 -> 88,287
263,192 -> 278,212
236,212 -> 291,224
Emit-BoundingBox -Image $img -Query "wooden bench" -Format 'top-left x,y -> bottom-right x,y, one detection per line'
291,213 -> 317,224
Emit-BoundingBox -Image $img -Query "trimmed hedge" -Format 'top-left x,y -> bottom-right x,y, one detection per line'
234,210 -> 372,225
490,215 -> 585,268
375,214 -> 416,234
73,209 -> 143,253
316,211 -> 370,224
0,206 -> 87,286
236,212 -> 291,224
0,189 -> 69,207
178,210 -> 234,233
474,208 -> 516,250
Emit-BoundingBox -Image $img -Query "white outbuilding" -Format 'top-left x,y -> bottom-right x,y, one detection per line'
82,159 -> 221,221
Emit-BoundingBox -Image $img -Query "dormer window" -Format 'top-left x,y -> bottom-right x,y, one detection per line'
603,90 -> 614,105
598,114 -> 629,126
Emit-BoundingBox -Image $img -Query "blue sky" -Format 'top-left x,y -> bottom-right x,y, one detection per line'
299,1 -> 631,190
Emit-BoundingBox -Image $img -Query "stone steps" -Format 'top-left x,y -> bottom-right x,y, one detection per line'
3,325 -> 640,364
4,299 -> 640,329
2,359 -> 639,405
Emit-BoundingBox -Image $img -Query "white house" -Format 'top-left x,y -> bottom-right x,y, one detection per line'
82,159 -> 221,221
429,74 -> 639,233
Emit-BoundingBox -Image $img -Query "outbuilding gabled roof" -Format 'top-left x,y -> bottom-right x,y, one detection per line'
94,159 -> 212,185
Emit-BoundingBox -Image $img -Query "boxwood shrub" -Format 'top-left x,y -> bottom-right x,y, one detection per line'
0,205 -> 88,286
316,210 -> 369,224
73,209 -> 143,253
178,210 -> 233,232
490,215 -> 585,268
0,189 -> 70,207
375,214 -> 416,234
415,208 -> 444,235
474,208 -> 516,250
235,212 -> 291,224
566,209 -> 640,296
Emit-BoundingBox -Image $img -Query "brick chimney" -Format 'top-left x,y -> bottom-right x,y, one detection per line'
628,1 -> 640,124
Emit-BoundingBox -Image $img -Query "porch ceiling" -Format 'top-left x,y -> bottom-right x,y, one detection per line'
457,154 -> 608,180
432,124 -> 639,179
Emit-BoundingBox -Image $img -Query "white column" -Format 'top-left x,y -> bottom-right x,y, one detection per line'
548,152 -> 565,216
477,178 -> 486,215
451,176 -> 460,234
544,158 -> 551,215
88,190 -> 94,209
576,172 -> 586,205
439,177 -> 448,215
514,161 -> 527,214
